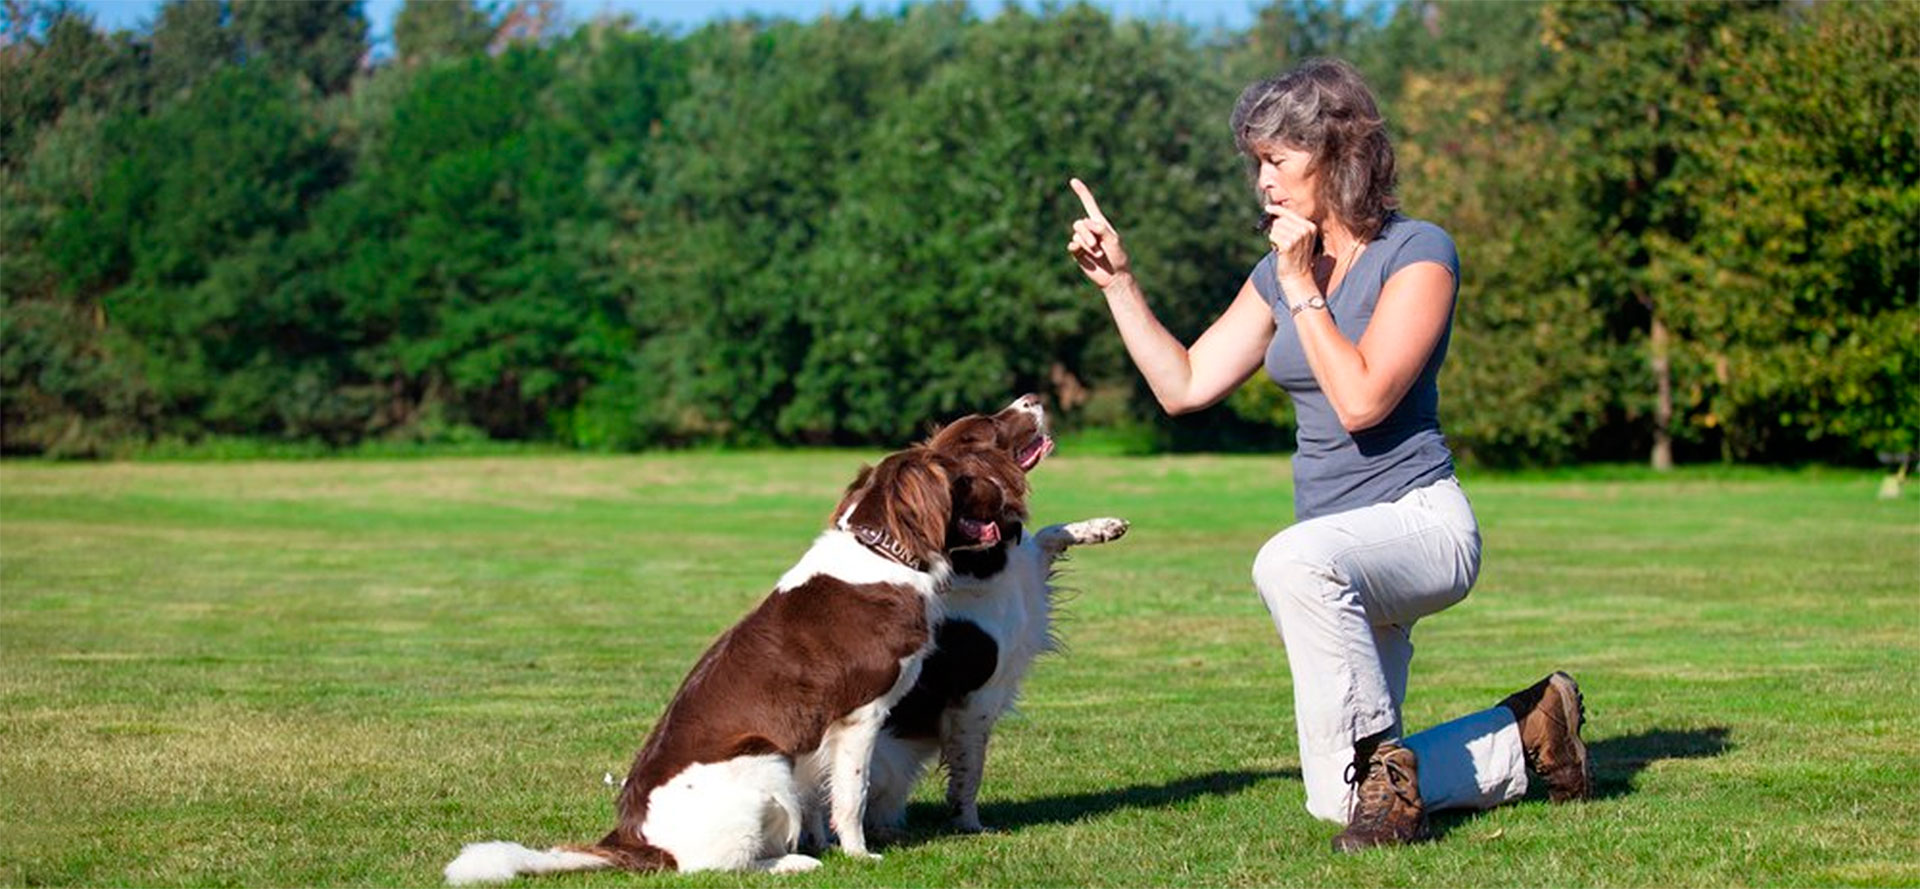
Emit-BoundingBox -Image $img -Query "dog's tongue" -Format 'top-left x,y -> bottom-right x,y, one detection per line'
1019,436 -> 1056,471
961,517 -> 1001,546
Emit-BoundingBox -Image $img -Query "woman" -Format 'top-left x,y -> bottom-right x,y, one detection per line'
1065,58 -> 1591,852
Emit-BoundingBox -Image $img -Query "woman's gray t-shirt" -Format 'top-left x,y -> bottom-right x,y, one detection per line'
1251,214 -> 1459,522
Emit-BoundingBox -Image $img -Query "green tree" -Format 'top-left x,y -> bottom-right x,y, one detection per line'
148,0 -> 236,100
1322,1 -> 1624,466
2,0 -> 1904,462
1,105 -> 156,455
622,7 -> 969,444
39,66 -> 346,438
231,0 -> 366,94
1534,0 -> 1784,468
0,3 -> 146,454
791,4 -> 1249,443
1659,1 -> 1919,461
318,45 -> 652,440
540,21 -> 687,448
393,0 -> 493,65
1231,0 -> 1378,84
0,3 -> 147,168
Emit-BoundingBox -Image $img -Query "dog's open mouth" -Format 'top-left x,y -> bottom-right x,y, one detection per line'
955,516 -> 1002,549
1016,435 -> 1054,472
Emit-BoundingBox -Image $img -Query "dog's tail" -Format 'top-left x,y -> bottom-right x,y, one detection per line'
443,834 -> 673,885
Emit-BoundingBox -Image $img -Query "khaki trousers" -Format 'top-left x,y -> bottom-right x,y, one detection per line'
1253,476 -> 1527,822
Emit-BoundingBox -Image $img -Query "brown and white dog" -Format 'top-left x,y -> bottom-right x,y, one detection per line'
444,438 -> 1028,883
865,395 -> 1129,837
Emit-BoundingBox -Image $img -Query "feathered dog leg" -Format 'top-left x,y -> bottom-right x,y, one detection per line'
1033,518 -> 1130,562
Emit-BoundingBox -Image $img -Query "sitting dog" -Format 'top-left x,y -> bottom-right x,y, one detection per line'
864,394 -> 1129,837
444,439 -> 1029,883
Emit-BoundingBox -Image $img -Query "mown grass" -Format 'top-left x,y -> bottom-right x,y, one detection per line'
2,454 -> 1916,887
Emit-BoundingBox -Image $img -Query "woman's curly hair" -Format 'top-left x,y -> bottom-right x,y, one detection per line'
1230,58 -> 1399,241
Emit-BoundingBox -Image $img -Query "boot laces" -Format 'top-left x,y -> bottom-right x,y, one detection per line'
1344,748 -> 1416,827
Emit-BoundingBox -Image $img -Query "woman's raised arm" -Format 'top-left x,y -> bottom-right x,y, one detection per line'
1067,178 -> 1274,415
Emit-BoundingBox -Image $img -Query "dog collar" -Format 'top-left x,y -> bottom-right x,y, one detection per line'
835,501 -> 925,572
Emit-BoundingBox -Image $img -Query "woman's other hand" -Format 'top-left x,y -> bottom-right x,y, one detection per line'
1067,178 -> 1132,289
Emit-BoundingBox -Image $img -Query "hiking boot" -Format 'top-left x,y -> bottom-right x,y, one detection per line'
1499,671 -> 1592,802
1330,739 -> 1431,853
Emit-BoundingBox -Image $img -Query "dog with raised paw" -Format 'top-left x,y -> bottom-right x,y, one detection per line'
445,438 -> 1027,883
863,394 -> 1130,838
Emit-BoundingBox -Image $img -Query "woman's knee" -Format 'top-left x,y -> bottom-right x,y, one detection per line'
1251,531 -> 1339,613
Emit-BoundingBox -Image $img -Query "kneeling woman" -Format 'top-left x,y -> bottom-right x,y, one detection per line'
1065,58 -> 1591,851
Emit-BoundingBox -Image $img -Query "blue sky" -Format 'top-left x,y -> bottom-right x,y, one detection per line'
73,0 -> 1268,43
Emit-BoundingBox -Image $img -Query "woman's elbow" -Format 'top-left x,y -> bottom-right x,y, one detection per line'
1155,377 -> 1239,416
1335,401 -> 1393,433
1158,393 -> 1203,416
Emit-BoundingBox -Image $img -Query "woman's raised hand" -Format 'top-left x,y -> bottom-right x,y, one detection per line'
1067,178 -> 1131,289
1264,204 -> 1321,297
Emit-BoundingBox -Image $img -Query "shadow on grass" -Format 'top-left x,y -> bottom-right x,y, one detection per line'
895,768 -> 1295,843
1429,725 -> 1733,839
1587,725 -> 1734,800
887,729 -> 1733,845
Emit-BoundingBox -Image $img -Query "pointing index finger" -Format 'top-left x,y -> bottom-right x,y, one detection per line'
1069,177 -> 1107,223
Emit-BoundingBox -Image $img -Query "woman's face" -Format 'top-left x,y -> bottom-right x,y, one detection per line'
1252,140 -> 1323,223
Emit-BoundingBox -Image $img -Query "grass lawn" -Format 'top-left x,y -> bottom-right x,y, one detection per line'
2,453 -> 1916,887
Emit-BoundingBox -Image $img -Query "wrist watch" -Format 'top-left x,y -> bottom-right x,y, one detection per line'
1289,294 -> 1328,317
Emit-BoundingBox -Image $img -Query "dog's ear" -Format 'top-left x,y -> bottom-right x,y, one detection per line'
877,449 -> 953,566
927,415 -> 997,452
923,419 -> 953,449
839,450 -> 952,568
832,464 -> 876,525
954,447 -> 1029,519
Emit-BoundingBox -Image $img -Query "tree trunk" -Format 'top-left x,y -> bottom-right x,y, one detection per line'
1650,315 -> 1674,471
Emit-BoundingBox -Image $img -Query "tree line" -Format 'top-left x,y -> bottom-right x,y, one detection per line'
2,0 -> 1913,466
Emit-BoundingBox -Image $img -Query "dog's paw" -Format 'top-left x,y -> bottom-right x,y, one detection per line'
950,817 -> 997,835
796,823 -> 826,854
767,854 -> 822,874
1063,517 -> 1129,545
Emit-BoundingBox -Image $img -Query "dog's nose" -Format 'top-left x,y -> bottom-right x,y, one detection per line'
1013,394 -> 1042,412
